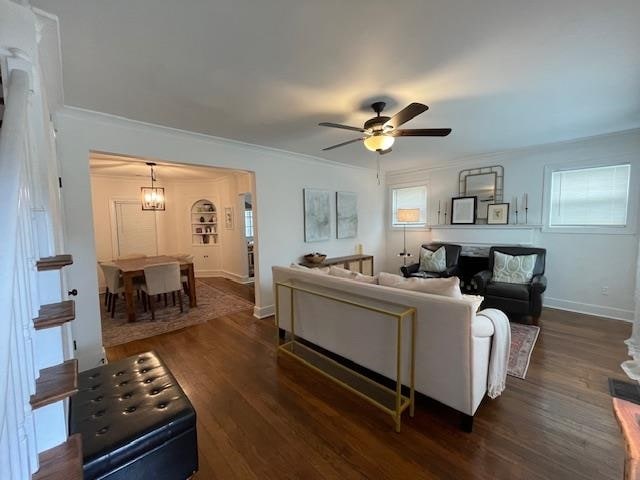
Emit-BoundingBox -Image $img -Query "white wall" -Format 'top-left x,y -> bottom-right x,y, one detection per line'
386,129 -> 640,321
55,107 -> 386,368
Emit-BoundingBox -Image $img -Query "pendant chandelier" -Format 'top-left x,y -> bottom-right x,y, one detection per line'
141,162 -> 165,211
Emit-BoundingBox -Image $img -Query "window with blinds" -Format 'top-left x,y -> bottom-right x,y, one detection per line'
391,185 -> 427,226
549,164 -> 631,227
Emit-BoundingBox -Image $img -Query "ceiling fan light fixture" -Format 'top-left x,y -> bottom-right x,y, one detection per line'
363,134 -> 394,152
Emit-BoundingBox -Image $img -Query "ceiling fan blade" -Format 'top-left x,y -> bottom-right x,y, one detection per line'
384,103 -> 429,130
379,148 -> 392,155
392,128 -> 452,137
322,137 -> 365,151
318,122 -> 365,133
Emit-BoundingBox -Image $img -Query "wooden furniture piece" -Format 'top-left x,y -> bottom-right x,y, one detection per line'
613,397 -> 640,480
275,280 -> 415,433
300,254 -> 374,275
112,255 -> 196,322
30,359 -> 78,409
32,434 -> 83,480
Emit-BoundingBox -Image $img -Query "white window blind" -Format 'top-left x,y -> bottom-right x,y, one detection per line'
115,201 -> 158,256
391,186 -> 427,226
244,210 -> 254,238
549,164 -> 630,227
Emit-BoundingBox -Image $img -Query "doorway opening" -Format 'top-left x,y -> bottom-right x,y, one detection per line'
88,151 -> 258,347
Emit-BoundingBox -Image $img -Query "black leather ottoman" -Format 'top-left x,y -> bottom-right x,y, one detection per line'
70,351 -> 198,480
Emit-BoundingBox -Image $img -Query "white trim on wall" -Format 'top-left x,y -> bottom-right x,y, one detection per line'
544,297 -> 633,323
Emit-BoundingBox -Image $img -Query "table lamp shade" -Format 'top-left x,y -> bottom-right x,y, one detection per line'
397,208 -> 420,223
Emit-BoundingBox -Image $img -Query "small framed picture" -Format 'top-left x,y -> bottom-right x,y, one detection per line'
487,203 -> 510,225
451,196 -> 477,224
224,207 -> 234,230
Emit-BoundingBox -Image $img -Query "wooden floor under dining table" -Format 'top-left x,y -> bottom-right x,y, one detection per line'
111,255 -> 197,322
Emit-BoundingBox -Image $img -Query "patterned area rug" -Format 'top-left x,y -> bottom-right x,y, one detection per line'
508,323 -> 540,379
101,280 -> 254,347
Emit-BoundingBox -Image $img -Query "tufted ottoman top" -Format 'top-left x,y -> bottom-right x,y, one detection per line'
70,351 -> 196,479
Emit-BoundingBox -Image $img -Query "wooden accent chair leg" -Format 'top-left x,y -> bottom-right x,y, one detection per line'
177,290 -> 183,313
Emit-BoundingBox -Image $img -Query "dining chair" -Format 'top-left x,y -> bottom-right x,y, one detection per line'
175,254 -> 194,295
101,264 -> 125,318
98,261 -> 117,308
140,262 -> 183,320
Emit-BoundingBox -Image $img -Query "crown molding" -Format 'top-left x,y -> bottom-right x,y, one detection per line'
58,106 -> 376,172
386,127 -> 640,179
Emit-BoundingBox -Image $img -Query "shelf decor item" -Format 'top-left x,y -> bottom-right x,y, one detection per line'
451,196 -> 477,225
140,162 -> 165,211
336,191 -> 357,239
303,188 -> 331,242
303,253 -> 327,264
487,203 -> 510,225
191,199 -> 218,245
458,165 -> 504,222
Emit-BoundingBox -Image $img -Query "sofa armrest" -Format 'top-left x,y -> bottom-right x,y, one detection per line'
472,313 -> 495,338
531,274 -> 547,294
442,265 -> 461,278
472,270 -> 493,292
400,262 -> 420,278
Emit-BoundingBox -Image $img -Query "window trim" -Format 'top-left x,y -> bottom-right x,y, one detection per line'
542,158 -> 637,235
388,182 -> 430,231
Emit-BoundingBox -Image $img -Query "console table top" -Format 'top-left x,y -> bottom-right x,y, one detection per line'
300,254 -> 373,269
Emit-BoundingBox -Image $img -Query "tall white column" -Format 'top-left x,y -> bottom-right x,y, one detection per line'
624,237 -> 640,359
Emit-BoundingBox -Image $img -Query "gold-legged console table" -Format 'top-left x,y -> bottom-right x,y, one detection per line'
275,281 -> 416,432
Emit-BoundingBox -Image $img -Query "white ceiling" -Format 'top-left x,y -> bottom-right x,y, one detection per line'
89,152 -> 239,180
35,0 -> 640,171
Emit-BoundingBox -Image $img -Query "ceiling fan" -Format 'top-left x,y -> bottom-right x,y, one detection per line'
319,102 -> 451,154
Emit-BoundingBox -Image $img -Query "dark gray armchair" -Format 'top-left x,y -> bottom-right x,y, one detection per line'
401,243 -> 462,279
472,246 -> 547,323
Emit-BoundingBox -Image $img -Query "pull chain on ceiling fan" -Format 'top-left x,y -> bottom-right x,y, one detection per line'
319,101 -> 451,156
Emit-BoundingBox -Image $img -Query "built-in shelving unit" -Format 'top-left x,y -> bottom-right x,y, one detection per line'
191,199 -> 218,246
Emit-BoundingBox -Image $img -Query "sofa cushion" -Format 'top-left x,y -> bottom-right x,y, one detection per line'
486,281 -> 531,300
379,272 -> 462,299
492,252 -> 537,284
419,246 -> 447,273
329,266 -> 378,284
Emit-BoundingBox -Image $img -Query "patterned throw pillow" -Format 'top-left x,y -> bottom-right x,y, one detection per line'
419,247 -> 447,273
492,252 -> 537,284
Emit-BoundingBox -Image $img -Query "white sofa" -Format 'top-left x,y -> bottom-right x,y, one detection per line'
272,265 -> 497,422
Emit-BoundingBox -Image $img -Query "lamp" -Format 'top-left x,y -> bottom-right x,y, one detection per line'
141,162 -> 165,211
397,208 -> 420,265
364,134 -> 395,152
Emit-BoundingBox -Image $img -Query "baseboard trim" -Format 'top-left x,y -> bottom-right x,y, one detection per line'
253,304 -> 274,319
196,269 -> 251,284
544,297 -> 633,322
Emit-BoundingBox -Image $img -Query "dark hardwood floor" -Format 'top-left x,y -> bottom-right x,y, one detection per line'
106,282 -> 630,479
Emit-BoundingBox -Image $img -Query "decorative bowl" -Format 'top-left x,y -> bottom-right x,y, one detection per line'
304,253 -> 327,264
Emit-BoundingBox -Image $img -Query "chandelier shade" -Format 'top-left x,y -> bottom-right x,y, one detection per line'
141,162 -> 165,211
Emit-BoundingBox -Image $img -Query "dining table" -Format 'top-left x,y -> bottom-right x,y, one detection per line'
112,255 -> 197,322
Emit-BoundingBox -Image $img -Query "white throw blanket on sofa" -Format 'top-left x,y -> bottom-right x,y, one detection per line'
476,308 -> 511,399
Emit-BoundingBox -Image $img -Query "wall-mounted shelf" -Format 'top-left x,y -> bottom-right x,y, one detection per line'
32,433 -> 83,480
33,301 -> 75,330
30,359 -> 78,409
191,199 -> 218,245
430,224 -> 542,230
36,254 -> 73,271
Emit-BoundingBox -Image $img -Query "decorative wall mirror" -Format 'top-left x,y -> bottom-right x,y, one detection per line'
458,165 -> 504,222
